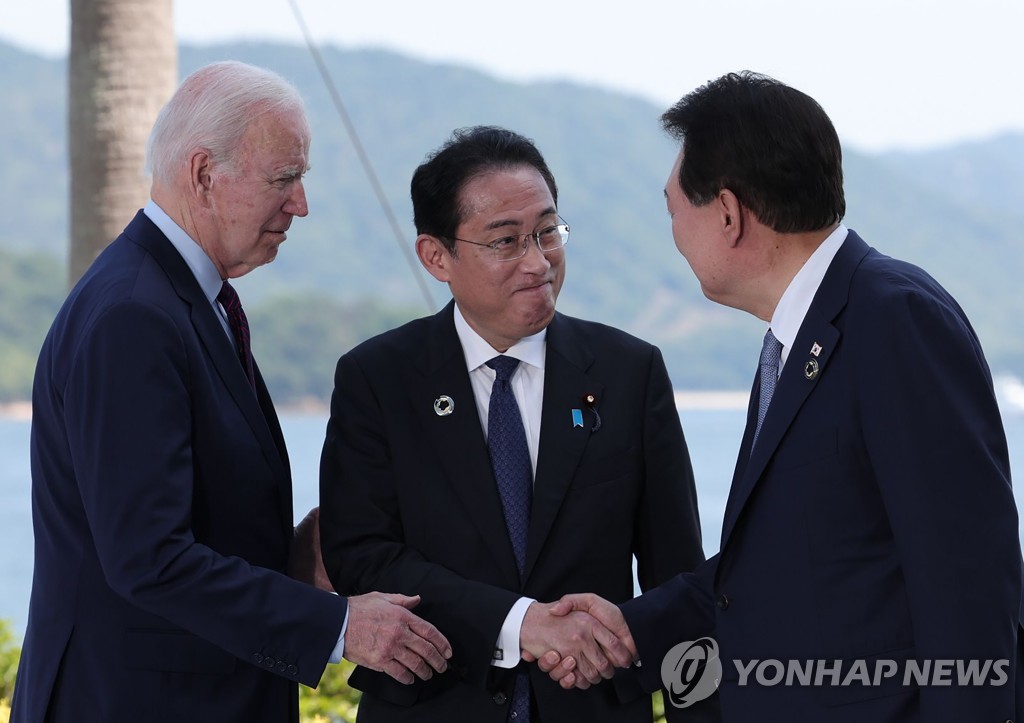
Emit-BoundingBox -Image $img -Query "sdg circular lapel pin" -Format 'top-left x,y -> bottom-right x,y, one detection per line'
433,395 -> 454,416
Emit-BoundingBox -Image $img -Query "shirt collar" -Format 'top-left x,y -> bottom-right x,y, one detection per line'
453,303 -> 547,372
770,224 -> 848,357
143,199 -> 224,304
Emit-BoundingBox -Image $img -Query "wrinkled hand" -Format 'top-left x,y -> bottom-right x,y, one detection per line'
527,593 -> 637,690
288,507 -> 334,592
518,599 -> 636,689
344,592 -> 452,685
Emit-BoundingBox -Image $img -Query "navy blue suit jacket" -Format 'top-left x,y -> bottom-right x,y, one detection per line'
622,231 -> 1024,721
320,302 -> 711,722
12,211 -> 346,722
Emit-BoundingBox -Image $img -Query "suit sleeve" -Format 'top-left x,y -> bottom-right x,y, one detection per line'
64,301 -> 346,688
620,346 -> 722,722
856,286 -> 1020,720
319,351 -> 520,690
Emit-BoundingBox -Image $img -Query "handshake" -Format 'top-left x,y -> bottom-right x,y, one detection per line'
294,509 -> 632,689
339,591 -> 632,689
520,593 -> 634,690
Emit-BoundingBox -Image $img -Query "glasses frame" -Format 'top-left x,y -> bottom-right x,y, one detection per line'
448,217 -> 570,262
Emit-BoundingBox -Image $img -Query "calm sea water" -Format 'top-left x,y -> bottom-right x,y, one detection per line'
2,405 -> 1023,642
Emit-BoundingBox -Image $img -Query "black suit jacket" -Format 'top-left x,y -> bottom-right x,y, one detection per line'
320,302 -> 709,721
12,211 -> 347,722
622,230 -> 1024,722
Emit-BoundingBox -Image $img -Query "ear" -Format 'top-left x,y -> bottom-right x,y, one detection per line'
187,149 -> 214,203
415,235 -> 452,282
718,188 -> 743,246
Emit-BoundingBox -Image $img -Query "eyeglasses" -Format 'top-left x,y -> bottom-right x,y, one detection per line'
449,219 -> 570,262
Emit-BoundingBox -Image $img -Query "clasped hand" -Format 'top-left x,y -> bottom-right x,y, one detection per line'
520,593 -> 636,690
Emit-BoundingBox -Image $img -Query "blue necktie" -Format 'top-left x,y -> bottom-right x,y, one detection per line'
485,355 -> 532,723
752,329 -> 783,449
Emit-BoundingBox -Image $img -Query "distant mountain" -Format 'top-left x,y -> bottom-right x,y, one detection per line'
2,39 -> 1022,400
880,134 -> 1024,224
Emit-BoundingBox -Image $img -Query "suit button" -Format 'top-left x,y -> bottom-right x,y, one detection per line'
716,594 -> 730,610
276,660 -> 288,673
287,664 -> 299,676
493,692 -> 508,705
252,653 -> 264,665
263,656 -> 276,669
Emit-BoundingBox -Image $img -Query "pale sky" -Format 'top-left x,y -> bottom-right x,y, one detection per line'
2,0 -> 1023,152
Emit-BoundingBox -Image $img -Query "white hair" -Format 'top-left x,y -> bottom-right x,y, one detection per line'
145,60 -> 308,184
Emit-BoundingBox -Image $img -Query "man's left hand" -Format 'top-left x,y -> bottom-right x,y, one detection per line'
289,506 -> 334,592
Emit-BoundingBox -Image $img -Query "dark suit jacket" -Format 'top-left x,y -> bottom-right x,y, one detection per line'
622,230 -> 1024,721
319,302 -> 709,721
12,211 -> 346,722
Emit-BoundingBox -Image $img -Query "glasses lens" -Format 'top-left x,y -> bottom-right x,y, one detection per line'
537,224 -> 568,251
491,235 -> 525,261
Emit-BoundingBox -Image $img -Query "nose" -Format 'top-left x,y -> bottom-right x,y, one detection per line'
285,179 -> 309,217
518,234 -> 552,272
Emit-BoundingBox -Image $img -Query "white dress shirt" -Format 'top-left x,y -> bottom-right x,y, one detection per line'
768,224 -> 849,373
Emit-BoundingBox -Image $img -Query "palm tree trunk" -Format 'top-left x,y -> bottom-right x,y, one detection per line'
68,0 -> 177,286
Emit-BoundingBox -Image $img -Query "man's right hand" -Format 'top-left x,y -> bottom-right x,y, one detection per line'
519,599 -> 637,688
527,593 -> 637,690
344,592 -> 452,685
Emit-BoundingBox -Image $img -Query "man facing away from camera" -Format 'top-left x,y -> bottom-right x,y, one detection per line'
540,71 -> 1024,722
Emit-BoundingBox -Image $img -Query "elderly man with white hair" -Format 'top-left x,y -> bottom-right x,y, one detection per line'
12,61 -> 451,722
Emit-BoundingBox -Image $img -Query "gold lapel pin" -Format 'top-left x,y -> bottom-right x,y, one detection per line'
433,395 -> 454,416
804,359 -> 820,380
582,393 -> 601,432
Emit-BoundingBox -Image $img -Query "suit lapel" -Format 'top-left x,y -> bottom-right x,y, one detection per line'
719,232 -> 871,549
524,314 -> 601,582
414,303 -> 522,585
721,371 -> 761,545
124,213 -> 291,498
254,362 -> 294,533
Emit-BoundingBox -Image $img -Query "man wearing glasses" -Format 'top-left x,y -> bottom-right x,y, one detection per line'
319,126 -> 714,722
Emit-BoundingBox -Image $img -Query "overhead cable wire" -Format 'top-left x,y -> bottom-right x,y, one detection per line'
287,0 -> 436,312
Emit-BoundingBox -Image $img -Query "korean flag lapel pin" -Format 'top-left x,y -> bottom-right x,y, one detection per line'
804,342 -> 823,380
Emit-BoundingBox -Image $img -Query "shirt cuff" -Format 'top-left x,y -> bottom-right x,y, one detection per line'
491,596 -> 535,669
329,607 -> 349,664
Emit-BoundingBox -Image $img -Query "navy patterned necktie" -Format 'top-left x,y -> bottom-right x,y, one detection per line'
752,329 -> 783,449
486,355 -> 532,574
217,281 -> 256,390
485,355 -> 532,723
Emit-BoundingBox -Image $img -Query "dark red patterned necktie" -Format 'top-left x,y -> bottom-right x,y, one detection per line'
217,280 -> 256,389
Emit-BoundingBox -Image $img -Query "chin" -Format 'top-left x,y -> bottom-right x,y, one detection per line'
522,306 -> 556,333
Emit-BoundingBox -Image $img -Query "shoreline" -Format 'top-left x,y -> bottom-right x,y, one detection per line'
0,391 -> 753,421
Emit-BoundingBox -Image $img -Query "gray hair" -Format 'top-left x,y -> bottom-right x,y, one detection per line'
145,60 -> 308,183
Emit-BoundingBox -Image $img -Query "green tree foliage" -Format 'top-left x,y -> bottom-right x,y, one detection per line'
247,294 -> 424,406
0,250 -> 64,402
299,660 -> 361,722
3,40 -> 1024,394
0,619 -> 20,710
